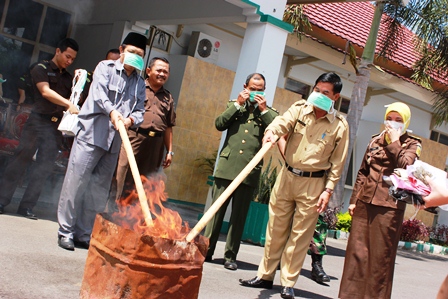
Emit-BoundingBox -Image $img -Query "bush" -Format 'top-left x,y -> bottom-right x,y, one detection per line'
253,157 -> 281,204
323,207 -> 341,230
335,211 -> 352,232
428,224 -> 448,246
400,219 -> 429,242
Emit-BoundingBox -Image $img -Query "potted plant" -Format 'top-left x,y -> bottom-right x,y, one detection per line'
242,157 -> 280,246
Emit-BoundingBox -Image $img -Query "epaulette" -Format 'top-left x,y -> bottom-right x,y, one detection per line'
37,63 -> 47,69
229,99 -> 237,102
372,133 -> 380,138
336,113 -> 349,127
294,99 -> 307,106
408,134 -> 422,142
268,106 -> 278,112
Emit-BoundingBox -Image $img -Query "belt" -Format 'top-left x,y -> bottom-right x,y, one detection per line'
286,164 -> 326,178
33,112 -> 60,123
130,127 -> 163,137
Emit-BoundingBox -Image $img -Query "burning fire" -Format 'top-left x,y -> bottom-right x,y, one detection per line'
112,174 -> 190,240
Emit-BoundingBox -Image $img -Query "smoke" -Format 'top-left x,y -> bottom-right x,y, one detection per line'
70,0 -> 95,24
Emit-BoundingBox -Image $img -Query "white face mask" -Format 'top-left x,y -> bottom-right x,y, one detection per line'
384,120 -> 405,135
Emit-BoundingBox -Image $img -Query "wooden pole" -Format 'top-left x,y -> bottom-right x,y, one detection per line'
117,120 -> 153,226
186,137 -> 277,242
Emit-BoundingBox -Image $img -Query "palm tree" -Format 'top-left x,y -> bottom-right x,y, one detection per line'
284,0 -> 448,209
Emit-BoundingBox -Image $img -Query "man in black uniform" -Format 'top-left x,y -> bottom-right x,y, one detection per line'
0,38 -> 79,219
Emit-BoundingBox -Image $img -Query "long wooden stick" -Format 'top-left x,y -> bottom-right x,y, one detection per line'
117,120 -> 153,226
186,137 -> 278,242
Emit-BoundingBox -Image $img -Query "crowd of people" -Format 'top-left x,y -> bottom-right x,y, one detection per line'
0,31 -> 447,299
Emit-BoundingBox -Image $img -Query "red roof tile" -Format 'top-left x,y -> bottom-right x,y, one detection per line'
302,2 -> 446,86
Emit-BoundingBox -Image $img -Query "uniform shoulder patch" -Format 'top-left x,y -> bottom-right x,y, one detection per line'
415,143 -> 422,157
268,106 -> 278,112
229,99 -> 237,102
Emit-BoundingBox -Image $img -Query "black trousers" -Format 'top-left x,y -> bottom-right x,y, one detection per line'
0,113 -> 62,209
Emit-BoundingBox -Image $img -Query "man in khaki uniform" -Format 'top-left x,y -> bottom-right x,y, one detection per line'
240,72 -> 349,299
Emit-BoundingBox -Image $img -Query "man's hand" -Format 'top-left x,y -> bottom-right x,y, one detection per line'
110,110 -> 125,130
67,102 -> 79,114
262,130 -> 277,146
348,203 -> 356,216
122,117 -> 133,129
253,93 -> 267,112
163,153 -> 173,168
237,89 -> 250,106
317,191 -> 330,213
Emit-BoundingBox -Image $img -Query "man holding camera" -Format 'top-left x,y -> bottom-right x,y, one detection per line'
204,73 -> 278,270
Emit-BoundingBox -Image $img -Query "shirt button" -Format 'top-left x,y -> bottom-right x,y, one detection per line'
239,150 -> 243,154
244,129 -> 248,133
242,140 -> 246,144
248,120 -> 251,123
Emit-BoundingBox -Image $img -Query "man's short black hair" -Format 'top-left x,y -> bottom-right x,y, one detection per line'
106,48 -> 120,58
57,38 -> 79,53
148,57 -> 170,68
314,72 -> 342,94
245,73 -> 266,89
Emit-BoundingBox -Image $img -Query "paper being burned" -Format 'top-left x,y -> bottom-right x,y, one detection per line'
80,175 -> 208,299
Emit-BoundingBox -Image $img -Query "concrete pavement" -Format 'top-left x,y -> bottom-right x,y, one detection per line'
0,194 -> 447,299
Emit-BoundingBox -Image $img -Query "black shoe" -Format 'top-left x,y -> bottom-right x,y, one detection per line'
0,204 -> 4,214
224,260 -> 237,271
205,255 -> 212,262
311,262 -> 330,283
74,239 -> 90,249
280,286 -> 295,299
239,276 -> 273,289
58,236 -> 75,251
17,207 -> 37,220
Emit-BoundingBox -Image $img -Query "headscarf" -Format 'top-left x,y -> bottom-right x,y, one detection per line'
384,102 -> 411,132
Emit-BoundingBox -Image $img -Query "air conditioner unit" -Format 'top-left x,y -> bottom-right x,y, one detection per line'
187,31 -> 221,64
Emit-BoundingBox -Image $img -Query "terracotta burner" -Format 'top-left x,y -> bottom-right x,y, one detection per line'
80,213 -> 208,299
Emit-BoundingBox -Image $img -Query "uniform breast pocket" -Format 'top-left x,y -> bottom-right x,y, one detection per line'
108,82 -> 124,104
318,132 -> 335,156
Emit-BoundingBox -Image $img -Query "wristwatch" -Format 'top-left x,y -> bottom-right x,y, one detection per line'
168,151 -> 174,156
325,188 -> 334,195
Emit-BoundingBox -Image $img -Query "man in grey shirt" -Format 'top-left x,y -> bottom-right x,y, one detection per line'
57,32 -> 147,251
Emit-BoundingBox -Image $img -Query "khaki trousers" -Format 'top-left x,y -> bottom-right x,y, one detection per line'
257,167 -> 324,287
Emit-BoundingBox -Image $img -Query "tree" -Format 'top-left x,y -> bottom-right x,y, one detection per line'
284,0 -> 448,209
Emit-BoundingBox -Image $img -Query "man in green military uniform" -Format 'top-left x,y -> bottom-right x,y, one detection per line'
308,214 -> 330,283
204,73 -> 278,270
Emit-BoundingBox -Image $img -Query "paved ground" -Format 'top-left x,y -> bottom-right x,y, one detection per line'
0,191 -> 447,299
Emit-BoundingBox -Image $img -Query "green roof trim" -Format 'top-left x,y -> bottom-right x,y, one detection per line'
240,0 -> 294,32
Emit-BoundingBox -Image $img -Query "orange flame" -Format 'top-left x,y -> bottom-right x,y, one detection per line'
112,174 -> 190,240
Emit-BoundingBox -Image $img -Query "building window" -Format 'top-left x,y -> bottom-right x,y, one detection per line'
0,0 -> 72,102
430,130 -> 448,146
335,97 -> 350,114
284,78 -> 311,99
345,148 -> 354,187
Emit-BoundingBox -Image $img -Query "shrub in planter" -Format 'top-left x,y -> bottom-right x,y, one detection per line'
400,219 -> 429,242
335,211 -> 352,232
428,224 -> 448,246
253,157 -> 281,204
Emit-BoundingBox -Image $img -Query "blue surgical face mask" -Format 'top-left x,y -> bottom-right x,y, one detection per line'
122,52 -> 144,71
307,91 -> 334,113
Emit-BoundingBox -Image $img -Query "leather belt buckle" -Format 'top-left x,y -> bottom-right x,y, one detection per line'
51,116 -> 59,122
291,168 -> 303,176
148,131 -> 156,137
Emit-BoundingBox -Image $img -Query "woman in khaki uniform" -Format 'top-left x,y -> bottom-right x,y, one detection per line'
339,102 -> 422,299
